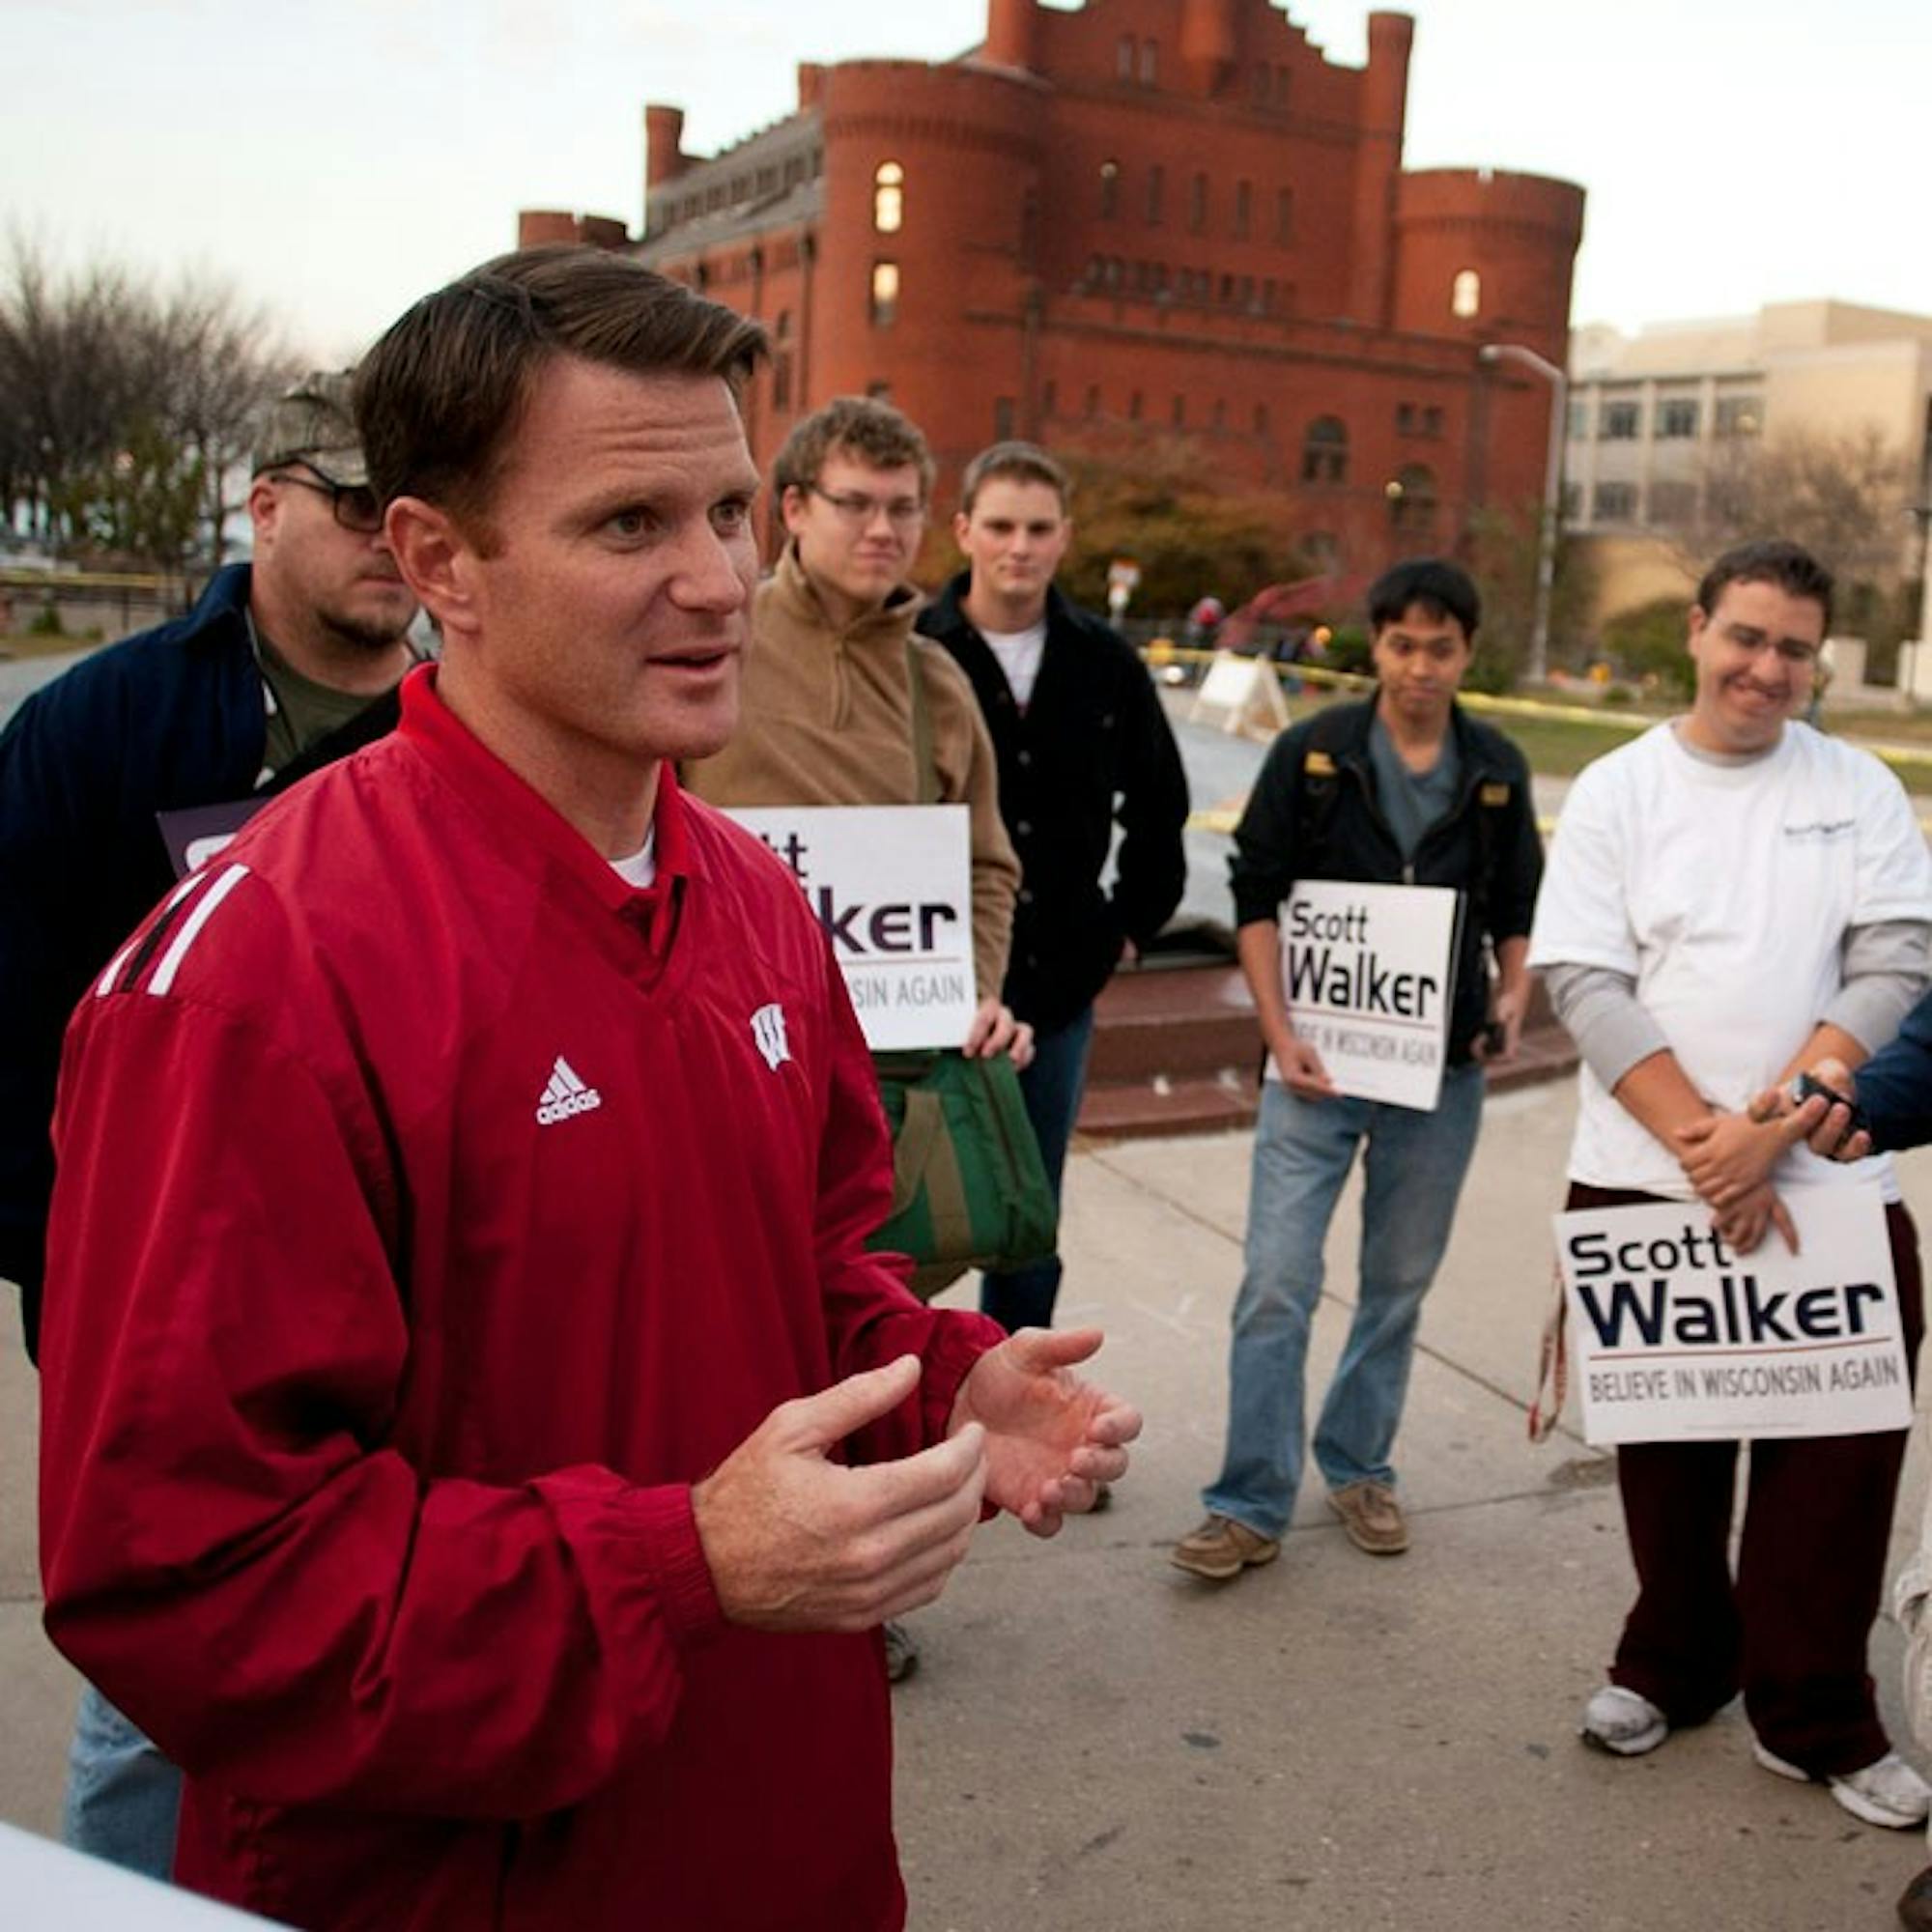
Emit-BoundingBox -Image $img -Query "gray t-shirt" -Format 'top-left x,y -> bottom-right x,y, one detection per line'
1368,715 -> 1461,862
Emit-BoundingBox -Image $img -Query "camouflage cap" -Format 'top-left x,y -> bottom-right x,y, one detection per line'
252,370 -> 368,488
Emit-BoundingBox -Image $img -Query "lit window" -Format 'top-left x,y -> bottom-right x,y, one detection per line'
872,161 -> 903,235
1451,269 -> 1481,319
869,261 -> 899,327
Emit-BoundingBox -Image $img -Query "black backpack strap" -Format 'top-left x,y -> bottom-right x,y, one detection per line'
1291,712 -> 1349,860
260,684 -> 404,796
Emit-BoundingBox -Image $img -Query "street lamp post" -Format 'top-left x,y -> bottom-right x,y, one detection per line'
1479,342 -> 1568,686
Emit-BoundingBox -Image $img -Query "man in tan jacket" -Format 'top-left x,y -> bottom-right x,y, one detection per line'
688,394 -> 1026,1061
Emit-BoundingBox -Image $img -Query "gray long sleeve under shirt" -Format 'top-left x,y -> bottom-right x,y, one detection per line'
1546,921 -> 1930,1093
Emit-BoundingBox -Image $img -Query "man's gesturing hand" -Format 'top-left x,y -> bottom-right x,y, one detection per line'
692,1356 -> 987,1632
949,1328 -> 1142,1538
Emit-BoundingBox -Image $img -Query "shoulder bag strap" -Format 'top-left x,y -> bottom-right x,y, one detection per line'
903,639 -> 941,807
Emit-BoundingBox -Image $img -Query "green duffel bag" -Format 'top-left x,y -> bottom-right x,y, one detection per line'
868,1048 -> 1059,1303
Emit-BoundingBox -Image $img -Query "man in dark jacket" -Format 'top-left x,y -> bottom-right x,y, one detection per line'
1171,557 -> 1541,1578
0,371 -> 417,1877
919,441 -> 1189,1331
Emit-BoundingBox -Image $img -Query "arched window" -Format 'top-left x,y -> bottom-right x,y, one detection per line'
1387,464 -> 1437,531
872,161 -> 903,235
1451,269 -> 1482,319
1300,415 -> 1348,485
869,261 -> 899,328
1099,159 -> 1121,218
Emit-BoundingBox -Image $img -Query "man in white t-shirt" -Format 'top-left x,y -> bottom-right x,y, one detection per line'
1529,539 -> 1932,1828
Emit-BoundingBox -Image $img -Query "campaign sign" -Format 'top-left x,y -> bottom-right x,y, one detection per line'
724,805 -> 975,1051
1276,880 -> 1461,1110
157,798 -> 268,879
1557,1185 -> 1911,1445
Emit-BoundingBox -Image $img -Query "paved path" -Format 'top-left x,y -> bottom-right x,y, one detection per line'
5,1078 -> 1931,1927
0,647 -> 90,729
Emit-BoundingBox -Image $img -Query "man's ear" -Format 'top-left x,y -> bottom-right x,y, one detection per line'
386,497 -> 479,639
245,474 -> 280,552
952,510 -> 972,554
779,483 -> 810,540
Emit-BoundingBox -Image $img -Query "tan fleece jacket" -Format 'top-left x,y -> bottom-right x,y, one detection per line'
686,545 -> 1019,999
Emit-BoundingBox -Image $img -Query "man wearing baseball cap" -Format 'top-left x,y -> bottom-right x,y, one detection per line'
0,368 -> 417,1879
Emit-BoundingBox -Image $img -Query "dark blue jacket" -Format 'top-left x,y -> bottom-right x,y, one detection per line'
0,566 -> 398,1356
1846,993 -> 1932,1152
918,575 -> 1189,1031
1230,696 -> 1543,1065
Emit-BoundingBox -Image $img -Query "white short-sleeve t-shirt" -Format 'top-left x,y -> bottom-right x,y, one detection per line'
1528,720 -> 1932,1200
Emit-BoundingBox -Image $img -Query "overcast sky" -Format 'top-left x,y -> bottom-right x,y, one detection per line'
10,0 -> 1928,365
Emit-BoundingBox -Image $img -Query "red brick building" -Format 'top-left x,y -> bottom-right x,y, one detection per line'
519,0 -> 1584,574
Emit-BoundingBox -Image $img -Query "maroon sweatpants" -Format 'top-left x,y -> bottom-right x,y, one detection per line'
1568,1182 -> 1925,1775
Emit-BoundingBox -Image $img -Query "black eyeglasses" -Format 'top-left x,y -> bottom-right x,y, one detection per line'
270,465 -> 384,535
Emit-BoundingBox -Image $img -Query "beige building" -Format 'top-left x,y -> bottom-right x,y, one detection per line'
1563,300 -> 1932,632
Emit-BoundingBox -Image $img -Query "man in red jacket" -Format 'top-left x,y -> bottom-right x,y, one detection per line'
37,244 -> 1139,1932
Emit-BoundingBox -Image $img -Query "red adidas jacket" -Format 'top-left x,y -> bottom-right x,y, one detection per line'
39,668 -> 1004,1930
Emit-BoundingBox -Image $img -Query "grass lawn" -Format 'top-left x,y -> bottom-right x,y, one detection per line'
0,630 -> 99,659
1283,684 -> 1932,788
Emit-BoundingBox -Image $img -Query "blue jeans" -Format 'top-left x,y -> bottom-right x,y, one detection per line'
62,1683 -> 182,1879
981,1007 -> 1095,1332
1203,1065 -> 1485,1538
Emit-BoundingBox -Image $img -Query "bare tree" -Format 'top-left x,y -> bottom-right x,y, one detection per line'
0,232 -> 296,568
150,278 -> 299,564
1679,426 -> 1915,592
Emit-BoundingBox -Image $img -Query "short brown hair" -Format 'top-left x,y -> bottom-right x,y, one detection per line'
1695,539 -> 1834,637
772,395 -> 934,501
355,245 -> 766,537
959,440 -> 1070,516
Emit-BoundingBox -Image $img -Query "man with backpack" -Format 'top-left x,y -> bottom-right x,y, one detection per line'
1172,557 -> 1541,1580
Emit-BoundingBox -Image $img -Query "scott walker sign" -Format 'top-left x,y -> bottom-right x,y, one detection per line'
1277,880 -> 1461,1110
1556,1186 -> 1910,1445
724,805 -> 975,1051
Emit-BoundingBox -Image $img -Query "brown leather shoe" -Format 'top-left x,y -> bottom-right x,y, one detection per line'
1170,1513 -> 1280,1581
1328,1479 -> 1409,1554
1898,1864 -> 1932,1930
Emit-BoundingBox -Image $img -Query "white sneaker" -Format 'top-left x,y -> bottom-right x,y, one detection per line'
1580,1684 -> 1668,1756
1751,1740 -> 1932,1829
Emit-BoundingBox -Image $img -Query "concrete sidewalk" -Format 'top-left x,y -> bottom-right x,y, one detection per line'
4,1078 -> 1930,1928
